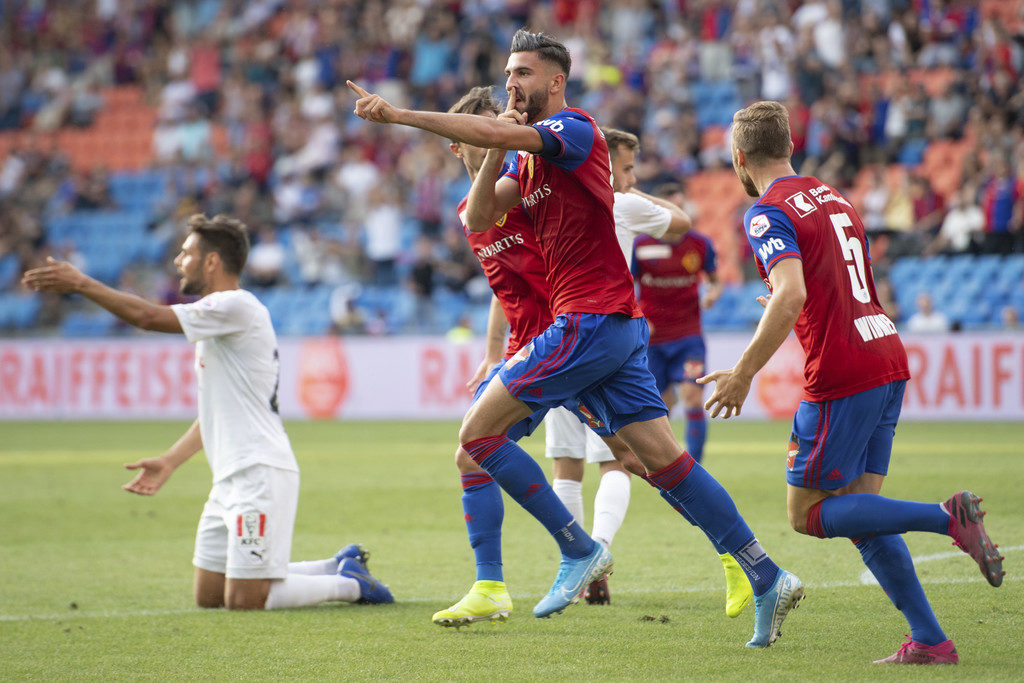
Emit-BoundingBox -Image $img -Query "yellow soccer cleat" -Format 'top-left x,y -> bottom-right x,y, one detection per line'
721,553 -> 753,618
432,580 -> 513,628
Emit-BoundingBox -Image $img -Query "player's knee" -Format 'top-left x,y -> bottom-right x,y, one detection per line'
454,446 -> 480,473
224,593 -> 267,610
195,593 -> 224,609
787,504 -> 810,535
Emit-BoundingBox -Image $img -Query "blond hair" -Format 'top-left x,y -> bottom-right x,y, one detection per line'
732,101 -> 792,164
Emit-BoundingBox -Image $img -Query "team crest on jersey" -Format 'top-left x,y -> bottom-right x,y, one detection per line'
749,214 -> 771,238
495,212 -> 508,228
526,154 -> 535,181
577,402 -> 604,429
786,433 -> 799,470
682,250 -> 701,273
785,191 -> 817,217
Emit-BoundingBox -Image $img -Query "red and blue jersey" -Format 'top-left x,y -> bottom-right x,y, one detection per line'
744,175 -> 909,402
632,232 -> 716,343
505,108 -> 642,319
459,195 -> 552,358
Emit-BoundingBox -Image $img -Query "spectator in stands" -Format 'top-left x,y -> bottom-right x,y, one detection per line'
909,175 -> 945,244
927,186 -> 985,255
1001,305 -> 1021,331
362,185 -> 403,287
906,292 -> 951,334
72,168 -> 115,211
980,157 -> 1023,254
862,165 -> 890,235
875,277 -> 901,323
246,226 -> 286,288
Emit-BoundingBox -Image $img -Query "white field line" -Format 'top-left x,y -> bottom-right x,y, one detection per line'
858,543 -> 1023,585
2,547 -> 1018,624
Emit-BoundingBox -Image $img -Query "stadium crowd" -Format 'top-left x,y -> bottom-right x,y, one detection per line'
1,0 -> 1023,335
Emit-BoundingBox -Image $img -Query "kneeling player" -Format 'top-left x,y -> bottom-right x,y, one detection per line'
701,101 -> 1004,664
23,215 -> 392,610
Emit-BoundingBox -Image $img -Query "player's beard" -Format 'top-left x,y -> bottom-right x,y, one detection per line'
735,163 -> 760,198
180,271 -> 206,296
519,87 -> 548,124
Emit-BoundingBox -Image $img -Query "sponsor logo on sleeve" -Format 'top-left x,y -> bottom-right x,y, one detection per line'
749,213 -> 771,238
785,191 -> 817,217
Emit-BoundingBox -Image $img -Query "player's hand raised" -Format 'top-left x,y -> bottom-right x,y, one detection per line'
497,87 -> 526,126
756,293 -> 771,309
22,257 -> 85,293
696,367 -> 752,419
123,457 -> 174,496
347,80 -> 400,124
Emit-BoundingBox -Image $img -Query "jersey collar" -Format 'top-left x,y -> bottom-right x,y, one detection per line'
760,175 -> 801,199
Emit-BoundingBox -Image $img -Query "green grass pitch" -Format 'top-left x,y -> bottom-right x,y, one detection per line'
1,420 -> 1021,680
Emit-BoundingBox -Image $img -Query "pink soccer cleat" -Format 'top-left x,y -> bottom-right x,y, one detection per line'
873,637 -> 958,665
943,490 -> 1005,587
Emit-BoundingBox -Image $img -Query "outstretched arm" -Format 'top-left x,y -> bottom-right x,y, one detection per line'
347,81 -> 545,153
123,419 -> 203,495
23,257 -> 182,333
629,188 -> 692,236
697,258 -> 805,418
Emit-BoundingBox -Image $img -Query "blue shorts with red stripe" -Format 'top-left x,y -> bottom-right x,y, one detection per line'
647,334 -> 706,393
473,360 -> 547,441
787,380 -> 906,490
497,313 -> 667,437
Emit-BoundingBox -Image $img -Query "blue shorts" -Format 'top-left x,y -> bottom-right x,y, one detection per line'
497,313 -> 667,437
787,380 -> 906,490
647,334 -> 707,393
474,360 -> 546,441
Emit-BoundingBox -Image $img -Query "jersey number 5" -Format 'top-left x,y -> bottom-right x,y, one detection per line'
830,213 -> 870,303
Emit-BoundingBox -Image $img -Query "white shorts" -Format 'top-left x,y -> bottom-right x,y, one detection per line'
193,464 -> 299,580
544,406 -> 615,463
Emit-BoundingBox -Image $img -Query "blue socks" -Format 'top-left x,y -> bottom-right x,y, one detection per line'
651,483 -> 728,554
807,494 -> 950,539
460,472 -> 503,582
463,435 -> 594,559
685,408 -> 707,464
854,536 -> 947,646
649,453 -> 779,596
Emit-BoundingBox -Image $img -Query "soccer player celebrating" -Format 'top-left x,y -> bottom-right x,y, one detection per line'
699,101 -> 1004,664
349,30 -> 801,648
430,86 -> 554,627
23,215 -> 393,611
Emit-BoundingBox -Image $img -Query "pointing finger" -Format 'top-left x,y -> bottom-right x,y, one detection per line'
505,87 -> 518,112
346,80 -> 370,98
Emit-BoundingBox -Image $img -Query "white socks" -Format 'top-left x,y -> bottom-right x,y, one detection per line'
552,478 -> 585,526
264,573 -> 360,609
287,558 -> 339,575
592,470 -> 631,549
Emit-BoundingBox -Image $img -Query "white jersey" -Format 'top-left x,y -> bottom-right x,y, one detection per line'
613,191 -> 672,267
172,289 -> 298,483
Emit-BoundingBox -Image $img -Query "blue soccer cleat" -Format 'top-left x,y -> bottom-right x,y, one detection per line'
746,569 -> 803,648
338,557 -> 394,604
335,543 -> 369,567
533,542 -> 613,618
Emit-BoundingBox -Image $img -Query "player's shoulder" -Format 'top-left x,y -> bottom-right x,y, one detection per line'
555,107 -> 596,124
682,230 -> 714,250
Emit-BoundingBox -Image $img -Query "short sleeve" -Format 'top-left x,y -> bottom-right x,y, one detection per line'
744,205 -> 801,274
171,291 -> 255,343
703,237 -> 717,274
613,192 -> 672,239
504,154 -> 521,180
532,110 -> 594,171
